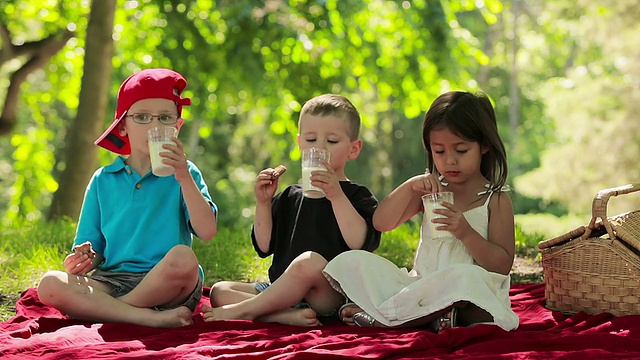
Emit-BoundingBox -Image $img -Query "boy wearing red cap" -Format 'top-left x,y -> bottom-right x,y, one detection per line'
37,68 -> 218,328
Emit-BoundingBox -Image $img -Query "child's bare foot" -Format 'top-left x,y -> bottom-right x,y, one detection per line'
201,304 -> 251,322
150,306 -> 194,328
260,307 -> 321,327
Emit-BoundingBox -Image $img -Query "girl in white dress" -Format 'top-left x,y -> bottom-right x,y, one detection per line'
323,91 -> 519,332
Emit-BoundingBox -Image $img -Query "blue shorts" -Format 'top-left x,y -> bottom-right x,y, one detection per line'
91,270 -> 203,312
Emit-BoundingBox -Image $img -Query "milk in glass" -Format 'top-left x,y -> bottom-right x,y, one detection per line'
301,148 -> 331,198
422,192 -> 454,240
147,127 -> 178,177
149,140 -> 175,176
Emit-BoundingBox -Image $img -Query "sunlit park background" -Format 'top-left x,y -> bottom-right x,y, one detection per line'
1,0 -> 640,318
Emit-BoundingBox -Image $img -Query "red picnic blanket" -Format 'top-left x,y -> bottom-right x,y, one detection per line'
1,284 -> 639,359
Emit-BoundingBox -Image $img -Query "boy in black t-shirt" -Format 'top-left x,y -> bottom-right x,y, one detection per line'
202,94 -> 381,326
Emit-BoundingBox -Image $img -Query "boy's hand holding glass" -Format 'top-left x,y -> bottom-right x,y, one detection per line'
163,135 -> 190,183
311,159 -> 342,200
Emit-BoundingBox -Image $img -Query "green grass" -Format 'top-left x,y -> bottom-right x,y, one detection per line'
0,220 -> 271,295
514,212 -> 589,260
0,219 -> 273,321
0,220 -> 78,321
515,213 -> 586,241
375,222 -> 420,270
193,225 -> 272,285
0,217 -> 545,321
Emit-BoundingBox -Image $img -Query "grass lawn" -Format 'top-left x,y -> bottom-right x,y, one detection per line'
0,218 -> 545,322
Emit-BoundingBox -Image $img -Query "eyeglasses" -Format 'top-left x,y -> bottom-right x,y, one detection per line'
126,113 -> 179,125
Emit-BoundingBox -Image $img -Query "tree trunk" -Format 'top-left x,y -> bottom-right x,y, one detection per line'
0,23 -> 73,135
47,0 -> 116,221
508,0 -> 520,174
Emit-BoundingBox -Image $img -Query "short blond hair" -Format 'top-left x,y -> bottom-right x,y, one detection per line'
299,94 -> 360,140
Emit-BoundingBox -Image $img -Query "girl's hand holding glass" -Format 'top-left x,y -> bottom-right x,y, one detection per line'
432,201 -> 474,242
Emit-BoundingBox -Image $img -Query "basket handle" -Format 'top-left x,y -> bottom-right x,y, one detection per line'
582,183 -> 640,240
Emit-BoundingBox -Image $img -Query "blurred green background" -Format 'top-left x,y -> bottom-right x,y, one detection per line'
1,0 -> 639,255
3,0 -> 638,236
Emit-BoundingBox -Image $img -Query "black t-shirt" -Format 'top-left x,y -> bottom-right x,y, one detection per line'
251,182 -> 381,282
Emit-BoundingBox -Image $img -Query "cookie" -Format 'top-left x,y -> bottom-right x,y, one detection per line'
74,241 -> 96,259
272,165 -> 287,179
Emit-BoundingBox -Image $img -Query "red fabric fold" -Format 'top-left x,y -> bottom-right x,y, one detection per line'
1,284 -> 639,359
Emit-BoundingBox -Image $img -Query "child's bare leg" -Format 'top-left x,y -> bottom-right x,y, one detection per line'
206,282 -> 320,326
205,294 -> 322,327
37,271 -> 192,328
202,251 -> 343,325
259,307 -> 321,327
209,281 -> 259,307
117,245 -> 200,309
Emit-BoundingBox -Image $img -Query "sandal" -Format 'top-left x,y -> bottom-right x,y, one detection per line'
338,302 -> 362,326
353,311 -> 376,327
338,302 -> 377,327
431,307 -> 458,333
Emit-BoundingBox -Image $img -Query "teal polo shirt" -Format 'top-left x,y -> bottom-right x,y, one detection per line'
73,156 -> 217,277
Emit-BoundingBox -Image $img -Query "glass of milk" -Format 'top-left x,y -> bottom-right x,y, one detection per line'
147,126 -> 178,177
422,191 -> 454,240
301,147 -> 331,198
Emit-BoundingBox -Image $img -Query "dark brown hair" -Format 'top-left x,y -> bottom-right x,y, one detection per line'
422,91 -> 508,191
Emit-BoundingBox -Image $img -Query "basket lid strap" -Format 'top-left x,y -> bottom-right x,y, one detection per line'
538,226 -> 586,249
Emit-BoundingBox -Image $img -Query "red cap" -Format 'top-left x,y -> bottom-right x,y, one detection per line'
94,68 -> 191,155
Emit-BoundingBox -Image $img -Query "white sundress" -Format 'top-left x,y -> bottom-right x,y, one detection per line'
323,189 -> 520,330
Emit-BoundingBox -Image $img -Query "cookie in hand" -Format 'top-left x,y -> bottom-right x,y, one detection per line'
73,241 -> 96,259
271,165 -> 287,180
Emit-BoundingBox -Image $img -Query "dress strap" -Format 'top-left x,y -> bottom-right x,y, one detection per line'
477,184 -> 511,206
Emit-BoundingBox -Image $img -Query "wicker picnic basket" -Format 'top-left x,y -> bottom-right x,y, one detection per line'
538,183 -> 640,316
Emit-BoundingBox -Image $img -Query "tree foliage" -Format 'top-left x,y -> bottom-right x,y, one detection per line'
0,0 -> 74,135
7,0 -> 635,228
2,0 -> 504,227
514,0 -> 640,215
